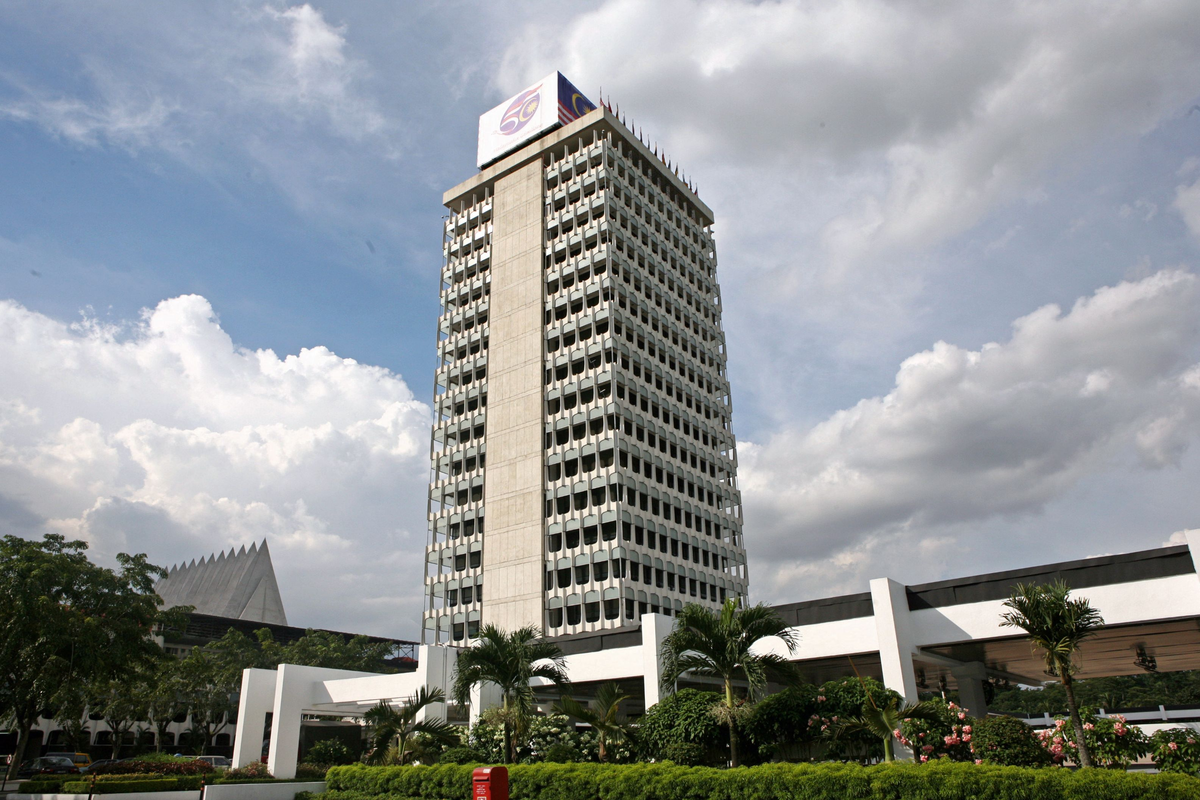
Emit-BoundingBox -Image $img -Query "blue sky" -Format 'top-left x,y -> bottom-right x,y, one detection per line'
2,0 -> 1200,638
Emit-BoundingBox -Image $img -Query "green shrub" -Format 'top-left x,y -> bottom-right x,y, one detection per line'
60,775 -> 205,793
810,677 -> 902,762
321,760 -> 1200,800
88,757 -> 214,776
897,698 -> 975,762
660,742 -> 706,766
744,684 -> 818,760
225,761 -> 274,780
439,746 -> 483,764
17,778 -> 69,793
972,715 -> 1053,767
635,689 -> 725,763
297,763 -> 332,780
1037,712 -> 1150,768
1152,728 -> 1200,775
307,739 -> 356,766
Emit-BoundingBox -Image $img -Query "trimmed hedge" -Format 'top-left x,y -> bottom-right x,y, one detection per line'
17,778 -> 70,793
61,774 -> 205,793
324,761 -> 1200,800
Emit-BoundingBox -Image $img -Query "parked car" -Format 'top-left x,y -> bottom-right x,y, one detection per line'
16,756 -> 81,777
82,759 -> 121,773
195,755 -> 232,769
46,752 -> 91,769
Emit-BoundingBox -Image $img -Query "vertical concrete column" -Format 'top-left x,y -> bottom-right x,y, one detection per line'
481,159 -> 547,633
266,664 -> 310,780
415,645 -> 456,723
641,613 -> 673,709
469,682 -> 505,726
950,661 -> 990,718
869,578 -> 920,702
870,577 -> 919,761
232,668 -> 277,768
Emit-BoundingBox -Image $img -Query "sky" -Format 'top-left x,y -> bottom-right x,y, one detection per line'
2,0 -> 1200,640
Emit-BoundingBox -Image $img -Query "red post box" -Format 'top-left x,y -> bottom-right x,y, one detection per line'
472,766 -> 509,800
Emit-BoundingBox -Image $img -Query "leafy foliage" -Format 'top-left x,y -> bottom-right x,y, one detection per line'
437,746 -> 483,764
88,759 -> 214,776
990,670 -> 1200,715
743,684 -> 819,760
659,600 -> 800,766
635,689 -> 726,764
896,699 -> 975,763
808,677 -> 903,762
1152,728 -> 1200,775
363,687 -> 459,765
306,739 -> 356,766
836,694 -> 943,762
970,715 -> 1052,767
0,534 -> 176,779
451,625 -> 568,763
1001,580 -> 1104,767
1035,711 -> 1149,768
554,683 -> 633,762
323,760 -> 1200,800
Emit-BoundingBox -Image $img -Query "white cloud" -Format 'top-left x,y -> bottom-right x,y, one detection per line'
1176,176 -> 1200,241
503,0 -> 1200,270
0,294 -> 431,637
738,270 -> 1200,601
0,3 -> 395,217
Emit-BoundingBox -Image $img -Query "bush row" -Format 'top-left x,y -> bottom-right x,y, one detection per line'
324,761 -> 1200,800
61,775 -> 206,793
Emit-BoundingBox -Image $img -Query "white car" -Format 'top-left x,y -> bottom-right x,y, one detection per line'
194,756 -> 232,769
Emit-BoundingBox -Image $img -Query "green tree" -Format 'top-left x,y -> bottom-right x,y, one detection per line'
554,683 -> 632,762
452,625 -> 569,763
659,599 -> 800,767
176,648 -> 235,755
144,660 -> 187,753
362,686 -> 458,765
1001,580 -> 1104,768
0,534 -> 173,779
90,675 -> 149,759
836,694 -> 942,762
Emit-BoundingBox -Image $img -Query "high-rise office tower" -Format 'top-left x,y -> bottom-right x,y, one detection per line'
422,73 -> 747,644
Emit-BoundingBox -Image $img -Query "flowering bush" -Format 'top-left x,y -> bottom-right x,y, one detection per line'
1035,712 -> 1149,768
88,758 -> 214,776
971,715 -> 1052,767
806,677 -> 901,762
897,700 -> 975,763
1150,727 -> 1200,774
468,713 -> 582,763
224,761 -> 273,780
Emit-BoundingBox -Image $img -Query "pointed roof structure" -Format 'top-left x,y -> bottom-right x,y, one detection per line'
154,539 -> 288,625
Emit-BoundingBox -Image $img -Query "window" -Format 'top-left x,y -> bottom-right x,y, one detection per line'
567,604 -> 582,625
604,598 -> 620,620
548,608 -> 564,627
585,601 -> 601,623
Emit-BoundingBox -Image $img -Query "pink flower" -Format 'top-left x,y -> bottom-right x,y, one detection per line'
975,759 -> 983,765
919,755 -> 929,763
1083,722 -> 1094,730
817,696 -> 826,702
958,712 -> 967,720
1170,742 -> 1180,751
832,716 -> 839,722
963,725 -> 972,733
963,734 -> 971,742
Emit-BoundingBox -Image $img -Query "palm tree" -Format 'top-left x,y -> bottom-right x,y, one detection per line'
1001,580 -> 1104,768
554,682 -> 632,762
363,686 -> 459,765
837,695 -> 942,762
452,625 -> 569,763
660,599 -> 801,767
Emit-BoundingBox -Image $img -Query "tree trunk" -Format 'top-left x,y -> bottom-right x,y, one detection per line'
598,737 -> 607,763
6,720 -> 33,781
882,734 -> 895,762
1061,671 -> 1093,768
725,680 -> 739,768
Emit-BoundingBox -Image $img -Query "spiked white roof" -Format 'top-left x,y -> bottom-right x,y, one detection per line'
155,540 -> 288,625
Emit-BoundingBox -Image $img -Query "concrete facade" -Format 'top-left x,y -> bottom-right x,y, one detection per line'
480,159 -> 549,632
155,540 -> 287,626
424,106 -> 749,644
238,537 -> 1200,768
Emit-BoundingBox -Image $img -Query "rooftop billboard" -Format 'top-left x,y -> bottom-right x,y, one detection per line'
477,72 -> 596,168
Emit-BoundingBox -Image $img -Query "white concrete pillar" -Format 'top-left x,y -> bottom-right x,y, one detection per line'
232,669 -> 277,769
950,661 -> 989,718
869,578 -> 920,702
266,665 -> 310,780
415,645 -> 456,723
641,613 -> 672,709
469,682 -> 504,726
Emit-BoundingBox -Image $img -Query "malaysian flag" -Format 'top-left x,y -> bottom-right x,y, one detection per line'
557,73 -> 596,125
